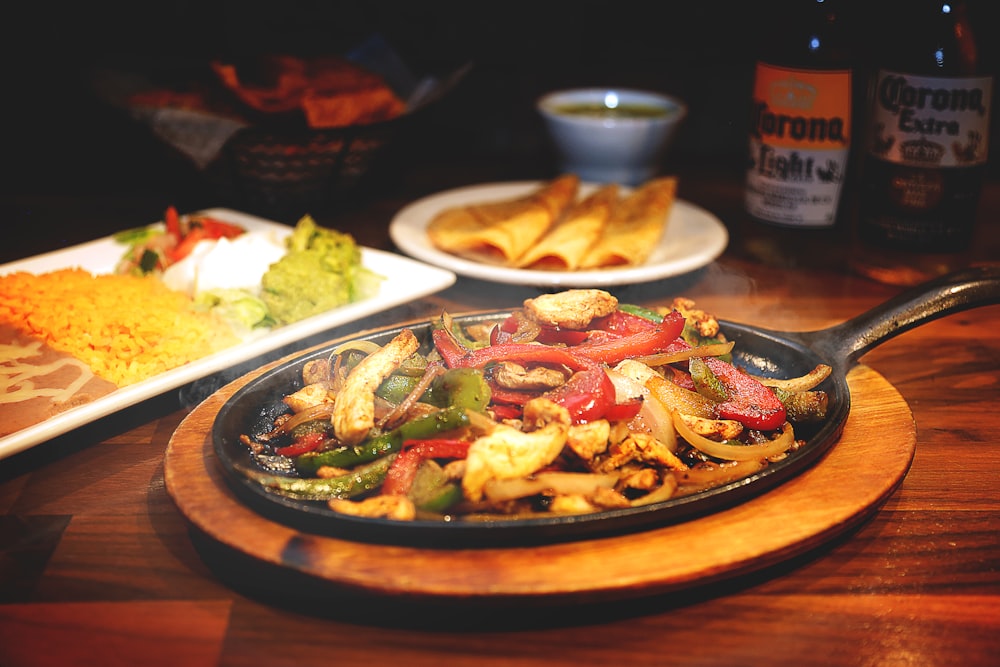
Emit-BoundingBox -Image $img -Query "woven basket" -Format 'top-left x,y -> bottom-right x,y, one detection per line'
217,118 -> 400,216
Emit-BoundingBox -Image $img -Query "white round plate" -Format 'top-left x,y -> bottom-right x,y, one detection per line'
389,181 -> 729,287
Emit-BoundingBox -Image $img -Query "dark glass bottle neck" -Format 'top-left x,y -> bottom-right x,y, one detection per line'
873,0 -> 981,76
756,0 -> 852,70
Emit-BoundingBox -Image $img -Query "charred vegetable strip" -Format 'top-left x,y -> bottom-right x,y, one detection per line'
701,357 -> 787,430
293,405 -> 470,475
382,439 -> 470,497
774,388 -> 829,423
242,454 -> 397,501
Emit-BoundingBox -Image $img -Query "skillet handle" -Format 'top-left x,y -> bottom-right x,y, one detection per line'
801,264 -> 1000,366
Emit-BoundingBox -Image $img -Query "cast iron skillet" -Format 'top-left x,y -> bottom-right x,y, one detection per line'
212,266 -> 1000,548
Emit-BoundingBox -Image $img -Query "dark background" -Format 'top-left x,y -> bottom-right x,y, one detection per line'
2,1 -> 998,246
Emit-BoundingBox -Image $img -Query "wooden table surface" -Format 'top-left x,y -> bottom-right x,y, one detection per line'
2,158 -> 999,667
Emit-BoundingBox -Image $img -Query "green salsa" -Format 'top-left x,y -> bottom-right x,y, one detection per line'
260,215 -> 383,325
552,103 -> 672,119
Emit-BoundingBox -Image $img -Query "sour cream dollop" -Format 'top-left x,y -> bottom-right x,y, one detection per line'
162,230 -> 287,297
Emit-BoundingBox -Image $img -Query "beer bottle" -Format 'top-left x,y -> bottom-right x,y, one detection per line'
852,0 -> 993,286
742,0 -> 855,269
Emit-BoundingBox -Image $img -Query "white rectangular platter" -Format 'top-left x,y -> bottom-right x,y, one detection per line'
0,207 -> 456,461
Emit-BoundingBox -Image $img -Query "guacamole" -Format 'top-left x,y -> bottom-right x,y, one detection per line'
261,216 -> 383,325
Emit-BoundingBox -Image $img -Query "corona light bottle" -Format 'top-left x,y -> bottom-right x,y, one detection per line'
852,0 -> 993,286
743,0 -> 855,268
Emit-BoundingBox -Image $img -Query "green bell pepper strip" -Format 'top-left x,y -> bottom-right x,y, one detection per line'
377,367 -> 490,409
241,453 -> 397,501
293,367 -> 488,475
382,438 -> 470,497
618,303 -> 665,323
432,334 -> 616,423
376,374 -> 424,404
773,388 -> 829,423
293,405 -> 471,475
689,357 -> 729,403
436,367 -> 492,412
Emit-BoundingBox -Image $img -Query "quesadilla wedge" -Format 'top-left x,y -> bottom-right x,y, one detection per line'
426,175 -> 579,265
580,176 -> 677,268
516,184 -> 620,270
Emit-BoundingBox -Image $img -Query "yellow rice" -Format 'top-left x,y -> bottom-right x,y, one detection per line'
0,268 -> 240,387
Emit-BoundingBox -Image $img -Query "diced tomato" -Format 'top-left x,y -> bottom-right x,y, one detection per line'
164,205 -> 182,242
196,217 -> 245,239
168,225 -> 210,263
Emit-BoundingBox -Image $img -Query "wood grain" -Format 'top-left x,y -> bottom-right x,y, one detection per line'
164,364 -> 915,603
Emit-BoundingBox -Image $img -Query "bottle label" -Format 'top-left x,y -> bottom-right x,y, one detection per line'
867,70 -> 992,168
745,63 -> 852,228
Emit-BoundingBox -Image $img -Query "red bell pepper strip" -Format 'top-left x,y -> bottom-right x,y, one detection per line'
702,356 -> 787,430
571,310 -> 685,365
541,367 -> 617,423
664,365 -> 697,391
382,438 -> 470,496
495,314 -> 589,345
602,395 -> 644,421
535,326 -> 590,345
490,404 -> 523,420
591,310 -> 660,336
487,383 -> 536,406
496,309 -> 658,345
432,334 -> 617,423
274,431 -> 325,457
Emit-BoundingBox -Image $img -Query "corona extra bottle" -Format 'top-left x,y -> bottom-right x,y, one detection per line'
852,0 -> 993,286
742,0 -> 854,268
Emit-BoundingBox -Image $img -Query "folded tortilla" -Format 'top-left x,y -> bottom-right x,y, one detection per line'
579,176 -> 677,268
516,184 -> 620,270
426,175 -> 579,265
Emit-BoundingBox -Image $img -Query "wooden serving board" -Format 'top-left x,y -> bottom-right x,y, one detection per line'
164,363 -> 915,604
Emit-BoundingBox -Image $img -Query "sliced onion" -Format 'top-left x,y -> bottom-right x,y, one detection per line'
752,364 -> 832,392
630,473 -> 679,506
483,472 -> 618,503
616,359 -> 716,418
377,363 -> 446,430
674,459 -> 767,494
332,340 -> 381,356
272,402 -> 334,435
672,410 -> 794,461
635,341 -> 735,367
605,367 -> 677,451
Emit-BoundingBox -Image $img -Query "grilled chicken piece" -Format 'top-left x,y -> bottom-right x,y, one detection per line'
301,358 -> 332,385
676,413 -> 744,440
547,494 -> 598,514
492,361 -> 567,391
462,398 -> 569,502
522,289 -> 618,329
670,297 -> 721,339
566,420 -> 611,461
283,382 -> 335,413
332,329 -> 420,445
598,432 -> 688,473
328,495 -> 416,520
